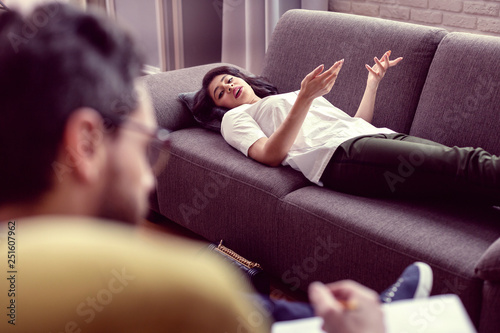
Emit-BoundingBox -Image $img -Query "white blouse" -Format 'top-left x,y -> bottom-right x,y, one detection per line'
221,91 -> 395,185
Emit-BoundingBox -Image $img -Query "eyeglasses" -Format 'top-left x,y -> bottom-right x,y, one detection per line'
117,118 -> 171,177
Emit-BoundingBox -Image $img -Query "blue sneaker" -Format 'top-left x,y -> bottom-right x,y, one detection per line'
380,262 -> 433,303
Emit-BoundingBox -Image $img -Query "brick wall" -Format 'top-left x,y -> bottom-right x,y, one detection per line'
328,0 -> 500,37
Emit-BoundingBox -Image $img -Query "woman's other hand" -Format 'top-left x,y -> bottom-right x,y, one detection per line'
299,60 -> 344,101
308,280 -> 385,333
365,50 -> 403,87
354,51 -> 402,122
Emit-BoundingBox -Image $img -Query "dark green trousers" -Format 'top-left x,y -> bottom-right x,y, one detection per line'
320,133 -> 500,204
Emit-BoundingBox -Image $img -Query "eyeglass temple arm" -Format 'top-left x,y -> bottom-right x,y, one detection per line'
0,1 -> 10,11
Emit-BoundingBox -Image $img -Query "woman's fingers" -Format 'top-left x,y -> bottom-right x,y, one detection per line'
382,50 -> 403,68
332,59 -> 345,74
367,51 -> 403,76
389,56 -> 404,67
374,57 -> 385,71
304,64 -> 325,81
301,59 -> 344,99
323,60 -> 343,90
322,59 -> 344,82
302,64 -> 324,87
316,59 -> 343,80
365,57 -> 384,78
312,64 -> 325,76
364,51 -> 403,84
314,59 -> 343,86
329,59 -> 345,72
365,63 -> 378,75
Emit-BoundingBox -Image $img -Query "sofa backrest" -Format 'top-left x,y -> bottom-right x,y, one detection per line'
262,9 -> 447,134
410,32 -> 500,155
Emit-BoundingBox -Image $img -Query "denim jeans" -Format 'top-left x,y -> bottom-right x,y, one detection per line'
249,294 -> 314,322
320,133 -> 500,205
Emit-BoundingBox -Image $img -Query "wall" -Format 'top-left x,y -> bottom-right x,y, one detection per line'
328,0 -> 500,37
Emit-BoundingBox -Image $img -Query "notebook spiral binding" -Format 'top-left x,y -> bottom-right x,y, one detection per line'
207,240 -> 269,295
213,240 -> 262,269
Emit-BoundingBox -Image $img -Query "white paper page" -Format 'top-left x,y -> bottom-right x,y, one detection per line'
272,294 -> 476,333
383,294 -> 476,333
272,316 -> 324,333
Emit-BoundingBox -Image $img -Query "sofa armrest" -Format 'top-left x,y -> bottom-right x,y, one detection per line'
475,237 -> 500,281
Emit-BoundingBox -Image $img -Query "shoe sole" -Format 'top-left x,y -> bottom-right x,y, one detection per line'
414,262 -> 433,298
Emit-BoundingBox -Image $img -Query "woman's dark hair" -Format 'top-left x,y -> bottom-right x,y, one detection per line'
192,66 -> 278,122
0,3 -> 144,205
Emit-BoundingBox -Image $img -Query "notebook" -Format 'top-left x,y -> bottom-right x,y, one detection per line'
272,294 -> 477,333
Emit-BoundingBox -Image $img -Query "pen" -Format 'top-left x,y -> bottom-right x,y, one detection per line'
338,299 -> 358,311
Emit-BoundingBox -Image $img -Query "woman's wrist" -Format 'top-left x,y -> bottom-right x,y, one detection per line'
289,91 -> 314,119
366,79 -> 380,91
297,90 -> 317,104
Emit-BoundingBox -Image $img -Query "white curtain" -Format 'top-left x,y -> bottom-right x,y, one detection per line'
221,0 -> 328,75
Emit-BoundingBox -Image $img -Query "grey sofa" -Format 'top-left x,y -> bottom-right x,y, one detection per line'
143,10 -> 500,333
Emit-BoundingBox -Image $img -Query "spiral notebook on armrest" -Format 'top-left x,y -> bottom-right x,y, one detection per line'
272,294 -> 477,333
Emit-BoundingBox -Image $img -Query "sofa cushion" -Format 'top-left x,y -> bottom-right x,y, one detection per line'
159,128 -> 310,198
410,33 -> 500,155
262,9 -> 447,134
178,91 -> 226,132
278,186 -> 500,325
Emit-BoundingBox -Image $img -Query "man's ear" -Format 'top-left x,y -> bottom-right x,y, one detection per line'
57,108 -> 108,184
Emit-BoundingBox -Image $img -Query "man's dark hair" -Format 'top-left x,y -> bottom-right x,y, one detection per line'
0,3 -> 144,205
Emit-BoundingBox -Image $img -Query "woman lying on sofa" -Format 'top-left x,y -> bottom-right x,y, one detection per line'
192,52 -> 500,204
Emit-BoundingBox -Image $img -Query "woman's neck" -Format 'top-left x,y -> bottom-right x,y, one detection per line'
250,96 -> 261,104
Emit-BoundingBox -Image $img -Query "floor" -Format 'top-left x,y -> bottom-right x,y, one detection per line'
139,210 -> 307,303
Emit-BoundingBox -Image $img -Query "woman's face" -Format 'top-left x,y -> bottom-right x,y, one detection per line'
208,74 -> 260,109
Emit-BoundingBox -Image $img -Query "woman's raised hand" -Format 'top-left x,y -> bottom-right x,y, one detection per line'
299,59 -> 344,101
365,50 -> 403,86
